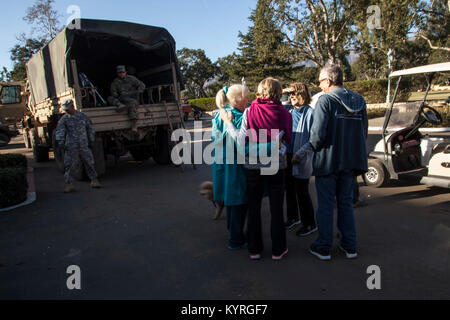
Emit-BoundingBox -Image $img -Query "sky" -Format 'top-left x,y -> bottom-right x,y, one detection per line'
0,0 -> 256,70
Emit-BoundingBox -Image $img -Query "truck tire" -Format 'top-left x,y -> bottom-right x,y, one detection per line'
129,146 -> 152,161
153,127 -> 171,165
92,138 -> 106,176
0,133 -> 10,147
363,159 -> 390,188
23,129 -> 31,149
31,128 -> 49,162
52,132 -> 65,173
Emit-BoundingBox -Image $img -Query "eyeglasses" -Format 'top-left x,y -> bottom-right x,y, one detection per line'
318,78 -> 328,85
288,92 -> 296,97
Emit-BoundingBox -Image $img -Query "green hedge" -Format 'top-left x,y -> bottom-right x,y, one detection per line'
191,79 -> 411,110
0,154 -> 27,169
344,79 -> 411,104
188,98 -> 217,112
367,108 -> 387,119
0,167 -> 28,208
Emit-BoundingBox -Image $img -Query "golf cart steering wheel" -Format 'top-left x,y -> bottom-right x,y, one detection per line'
420,105 -> 442,125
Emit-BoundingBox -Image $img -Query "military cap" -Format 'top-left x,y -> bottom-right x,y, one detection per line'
116,65 -> 126,73
62,99 -> 74,111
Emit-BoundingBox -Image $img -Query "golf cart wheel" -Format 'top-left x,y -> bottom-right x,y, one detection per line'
0,133 -> 10,147
364,159 -> 389,188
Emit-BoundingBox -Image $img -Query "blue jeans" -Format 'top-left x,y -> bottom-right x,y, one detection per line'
314,170 -> 357,250
226,204 -> 248,248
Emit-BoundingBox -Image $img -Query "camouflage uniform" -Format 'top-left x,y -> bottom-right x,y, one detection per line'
108,75 -> 146,120
55,111 -> 98,184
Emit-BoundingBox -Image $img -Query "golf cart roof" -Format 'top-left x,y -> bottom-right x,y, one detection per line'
390,62 -> 450,78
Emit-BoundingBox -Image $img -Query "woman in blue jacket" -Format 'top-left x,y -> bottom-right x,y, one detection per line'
286,83 -> 317,237
212,85 -> 249,250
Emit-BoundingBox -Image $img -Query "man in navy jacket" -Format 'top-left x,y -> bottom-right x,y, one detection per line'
295,64 -> 368,261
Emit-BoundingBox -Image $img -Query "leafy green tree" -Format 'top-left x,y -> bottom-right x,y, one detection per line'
416,0 -> 450,60
271,0 -> 359,68
8,38 -> 46,81
177,48 -> 217,98
231,0 -> 296,90
0,67 -> 11,82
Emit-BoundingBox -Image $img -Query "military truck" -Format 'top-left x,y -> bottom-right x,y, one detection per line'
22,19 -> 185,179
0,81 -> 27,124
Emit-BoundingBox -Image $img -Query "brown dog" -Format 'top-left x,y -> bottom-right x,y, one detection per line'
199,181 -> 224,220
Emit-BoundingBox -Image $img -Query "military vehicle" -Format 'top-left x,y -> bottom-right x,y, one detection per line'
0,81 -> 27,124
22,19 -> 185,179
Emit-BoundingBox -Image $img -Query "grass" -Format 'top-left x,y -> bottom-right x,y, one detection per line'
408,91 -> 450,102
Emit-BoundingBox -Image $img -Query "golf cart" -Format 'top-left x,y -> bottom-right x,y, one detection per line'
364,62 -> 450,189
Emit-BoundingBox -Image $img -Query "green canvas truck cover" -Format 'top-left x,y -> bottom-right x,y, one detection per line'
27,18 -> 183,104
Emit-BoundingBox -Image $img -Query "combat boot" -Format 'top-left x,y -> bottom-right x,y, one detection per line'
64,183 -> 75,193
91,179 -> 101,188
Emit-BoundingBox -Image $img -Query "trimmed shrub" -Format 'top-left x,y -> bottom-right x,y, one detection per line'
0,154 -> 27,169
367,108 -> 387,120
344,79 -> 411,104
0,167 -> 28,208
188,98 -> 216,112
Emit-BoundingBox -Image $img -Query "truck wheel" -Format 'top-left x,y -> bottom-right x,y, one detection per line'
92,138 -> 106,176
23,130 -> 31,149
129,146 -> 152,161
153,127 -> 171,165
52,132 -> 65,173
0,133 -> 10,147
31,128 -> 49,162
363,159 -> 390,188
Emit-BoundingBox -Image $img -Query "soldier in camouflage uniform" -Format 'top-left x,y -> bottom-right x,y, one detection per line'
55,100 -> 101,193
107,65 -> 146,131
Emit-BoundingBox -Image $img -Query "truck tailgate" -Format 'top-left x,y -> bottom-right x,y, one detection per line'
82,103 -> 182,132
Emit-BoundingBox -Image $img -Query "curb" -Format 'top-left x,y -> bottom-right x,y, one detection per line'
0,166 -> 36,212
368,127 -> 450,133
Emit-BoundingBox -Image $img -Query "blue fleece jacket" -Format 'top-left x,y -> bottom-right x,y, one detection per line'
309,87 -> 368,177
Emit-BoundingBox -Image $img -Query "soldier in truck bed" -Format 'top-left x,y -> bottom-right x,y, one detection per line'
107,65 -> 146,132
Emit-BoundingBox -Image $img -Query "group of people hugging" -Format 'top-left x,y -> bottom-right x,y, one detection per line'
211,64 -> 368,261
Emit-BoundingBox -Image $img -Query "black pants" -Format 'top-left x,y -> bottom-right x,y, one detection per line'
285,153 -> 316,228
246,168 -> 287,256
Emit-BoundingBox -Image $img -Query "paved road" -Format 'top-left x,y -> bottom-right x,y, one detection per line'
0,123 -> 449,299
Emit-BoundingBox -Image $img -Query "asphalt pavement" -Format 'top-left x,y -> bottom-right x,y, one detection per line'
0,121 -> 449,299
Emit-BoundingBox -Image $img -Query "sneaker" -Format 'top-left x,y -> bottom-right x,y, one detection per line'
309,244 -> 331,261
285,219 -> 301,229
296,225 -> 318,237
272,249 -> 288,261
249,253 -> 261,260
91,179 -> 101,188
339,246 -> 358,259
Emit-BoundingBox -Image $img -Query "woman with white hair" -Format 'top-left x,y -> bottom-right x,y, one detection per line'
212,84 -> 250,250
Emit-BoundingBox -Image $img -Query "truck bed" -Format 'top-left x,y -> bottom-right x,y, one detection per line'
82,103 -> 182,132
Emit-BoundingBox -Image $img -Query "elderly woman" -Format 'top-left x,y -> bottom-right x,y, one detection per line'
285,83 -> 316,237
221,77 -> 292,261
212,84 -> 250,250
